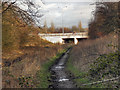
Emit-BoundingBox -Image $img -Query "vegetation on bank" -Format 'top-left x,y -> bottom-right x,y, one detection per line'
11,48 -> 68,88
66,58 -> 90,88
89,51 -> 119,88
2,45 -> 67,88
35,48 -> 68,88
66,1 -> 119,88
66,33 -> 119,88
67,51 -> 119,88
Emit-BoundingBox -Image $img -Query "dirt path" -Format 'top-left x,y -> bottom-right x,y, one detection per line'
49,48 -> 76,88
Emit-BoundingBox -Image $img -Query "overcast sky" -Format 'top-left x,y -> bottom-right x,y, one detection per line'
16,0 -> 119,28
7,0 -> 119,28
39,0 -> 96,28
15,0 -> 96,28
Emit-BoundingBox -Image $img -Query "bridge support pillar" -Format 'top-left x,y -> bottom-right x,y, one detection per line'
74,38 -> 78,44
60,39 -> 64,44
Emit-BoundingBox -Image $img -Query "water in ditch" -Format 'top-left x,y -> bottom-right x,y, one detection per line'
49,49 -> 76,88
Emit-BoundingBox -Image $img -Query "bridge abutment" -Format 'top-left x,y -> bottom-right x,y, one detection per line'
74,38 -> 78,44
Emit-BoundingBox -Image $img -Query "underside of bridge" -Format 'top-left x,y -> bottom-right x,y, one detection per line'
77,38 -> 87,42
63,38 -> 74,43
62,38 -> 87,44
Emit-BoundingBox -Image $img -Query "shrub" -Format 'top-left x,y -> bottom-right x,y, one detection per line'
89,51 -> 119,80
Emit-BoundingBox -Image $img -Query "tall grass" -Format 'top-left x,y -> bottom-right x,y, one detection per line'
70,33 -> 118,72
66,58 -> 90,88
2,44 -> 69,88
66,33 -> 118,88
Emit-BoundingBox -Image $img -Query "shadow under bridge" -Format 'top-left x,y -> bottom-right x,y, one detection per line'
62,38 -> 87,44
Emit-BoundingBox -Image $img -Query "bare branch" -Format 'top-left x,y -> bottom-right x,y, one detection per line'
2,0 -> 17,14
2,0 -> 44,27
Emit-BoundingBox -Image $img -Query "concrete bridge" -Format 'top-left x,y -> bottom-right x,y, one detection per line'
38,32 -> 88,44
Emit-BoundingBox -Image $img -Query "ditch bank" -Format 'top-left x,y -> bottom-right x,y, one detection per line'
49,47 -> 76,88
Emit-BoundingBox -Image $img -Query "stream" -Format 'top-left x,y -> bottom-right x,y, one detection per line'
49,48 -> 76,88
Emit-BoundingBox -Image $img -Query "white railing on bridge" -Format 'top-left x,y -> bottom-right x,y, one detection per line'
38,32 -> 88,37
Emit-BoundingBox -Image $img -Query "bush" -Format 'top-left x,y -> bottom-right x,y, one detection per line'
89,51 -> 119,80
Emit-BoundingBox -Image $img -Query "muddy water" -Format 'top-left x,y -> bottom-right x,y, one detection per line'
50,49 -> 76,88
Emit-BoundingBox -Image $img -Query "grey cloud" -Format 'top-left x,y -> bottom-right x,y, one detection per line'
40,2 -> 95,28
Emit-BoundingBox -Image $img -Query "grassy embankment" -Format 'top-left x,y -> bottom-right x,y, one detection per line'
2,3 -> 71,88
2,44 -> 71,88
66,33 -> 119,88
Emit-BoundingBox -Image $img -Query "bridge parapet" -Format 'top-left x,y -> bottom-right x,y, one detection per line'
38,32 -> 88,37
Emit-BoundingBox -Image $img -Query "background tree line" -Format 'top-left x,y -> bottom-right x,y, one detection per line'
42,20 -> 88,33
88,2 -> 119,39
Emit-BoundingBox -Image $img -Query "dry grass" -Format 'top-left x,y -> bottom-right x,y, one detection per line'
69,32 -> 118,72
2,44 -> 67,88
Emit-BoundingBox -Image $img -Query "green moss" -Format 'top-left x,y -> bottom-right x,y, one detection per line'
35,48 -> 68,88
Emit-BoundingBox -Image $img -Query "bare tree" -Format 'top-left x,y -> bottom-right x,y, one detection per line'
2,0 -> 44,25
50,22 -> 55,33
88,2 -> 119,39
43,20 -> 48,33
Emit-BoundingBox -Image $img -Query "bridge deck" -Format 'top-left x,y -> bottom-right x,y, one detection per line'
38,32 -> 88,37
38,32 -> 88,44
